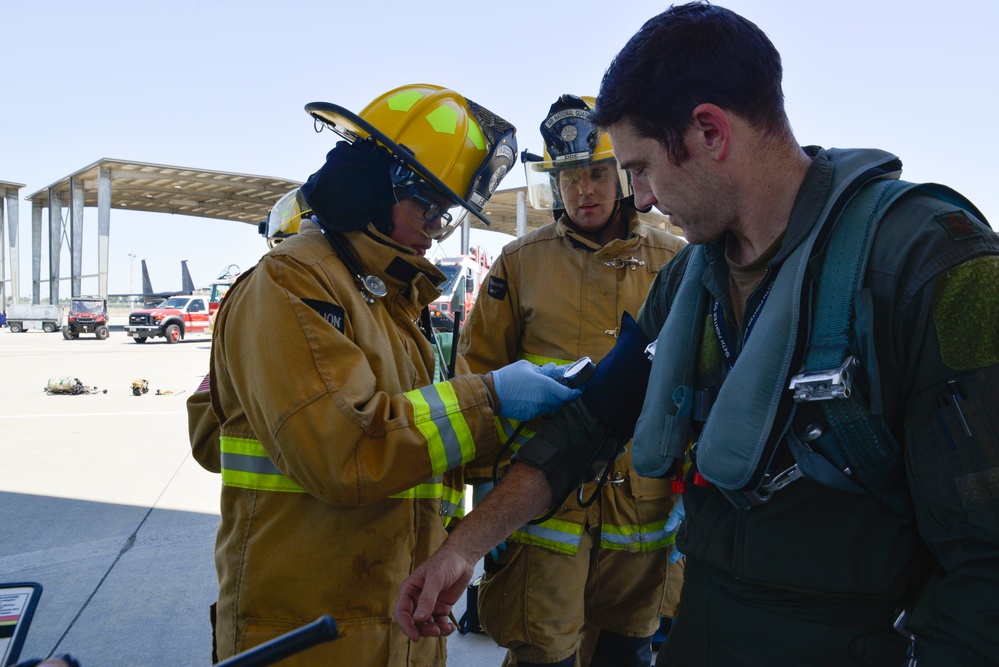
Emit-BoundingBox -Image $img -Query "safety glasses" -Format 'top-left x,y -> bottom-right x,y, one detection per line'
394,184 -> 466,242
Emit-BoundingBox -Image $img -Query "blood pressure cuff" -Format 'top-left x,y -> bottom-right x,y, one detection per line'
513,399 -> 624,506
580,311 -> 654,440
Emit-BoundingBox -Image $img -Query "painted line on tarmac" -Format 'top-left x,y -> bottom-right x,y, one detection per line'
0,411 -> 187,419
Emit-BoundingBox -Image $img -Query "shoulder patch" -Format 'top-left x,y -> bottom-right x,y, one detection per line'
487,276 -> 508,300
931,255 -> 999,370
302,298 -> 345,333
935,210 -> 983,241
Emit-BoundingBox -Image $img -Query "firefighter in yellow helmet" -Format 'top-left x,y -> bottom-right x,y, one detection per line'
187,84 -> 580,666
459,94 -> 686,667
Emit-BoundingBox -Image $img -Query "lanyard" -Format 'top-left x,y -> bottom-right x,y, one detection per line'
711,273 -> 775,370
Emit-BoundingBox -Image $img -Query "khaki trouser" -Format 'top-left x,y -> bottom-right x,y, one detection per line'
478,511 -> 683,665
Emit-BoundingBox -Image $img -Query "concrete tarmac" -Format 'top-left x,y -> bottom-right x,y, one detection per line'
0,316 -> 505,666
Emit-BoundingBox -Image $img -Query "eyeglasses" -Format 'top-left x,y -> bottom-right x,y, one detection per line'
410,191 -> 454,226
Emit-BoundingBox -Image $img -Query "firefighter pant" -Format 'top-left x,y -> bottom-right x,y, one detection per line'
478,511 -> 684,666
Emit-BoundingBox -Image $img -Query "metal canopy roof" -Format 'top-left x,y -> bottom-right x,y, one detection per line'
25,158 -> 302,224
15,158 -> 676,305
21,158 -> 669,237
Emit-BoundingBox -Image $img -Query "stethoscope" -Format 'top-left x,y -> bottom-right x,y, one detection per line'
316,221 -> 388,304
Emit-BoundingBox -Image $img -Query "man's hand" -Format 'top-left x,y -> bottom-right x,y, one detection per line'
395,463 -> 554,642
395,546 -> 477,641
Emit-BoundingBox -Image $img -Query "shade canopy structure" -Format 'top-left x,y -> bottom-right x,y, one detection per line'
18,158 -> 676,305
1,180 -> 26,308
23,159 -> 302,303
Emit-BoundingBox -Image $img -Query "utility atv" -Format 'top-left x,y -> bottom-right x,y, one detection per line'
62,296 -> 111,340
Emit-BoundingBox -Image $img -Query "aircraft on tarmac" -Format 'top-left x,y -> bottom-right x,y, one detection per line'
109,259 -> 196,305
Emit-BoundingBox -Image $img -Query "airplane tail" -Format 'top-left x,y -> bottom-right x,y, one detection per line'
141,260 -> 154,297
181,260 -> 195,294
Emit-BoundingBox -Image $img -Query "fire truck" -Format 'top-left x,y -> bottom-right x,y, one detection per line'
429,247 -> 490,331
124,266 -> 240,343
207,265 -> 240,317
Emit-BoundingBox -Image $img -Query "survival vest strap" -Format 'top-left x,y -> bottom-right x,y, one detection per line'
781,179 -> 985,514
724,179 -> 983,514
773,178 -> 918,514
633,171 -> 982,514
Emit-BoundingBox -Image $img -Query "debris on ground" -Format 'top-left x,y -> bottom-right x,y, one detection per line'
44,377 -> 106,395
154,389 -> 187,397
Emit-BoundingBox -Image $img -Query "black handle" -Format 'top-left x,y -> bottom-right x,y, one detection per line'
214,616 -> 339,667
447,310 -> 463,379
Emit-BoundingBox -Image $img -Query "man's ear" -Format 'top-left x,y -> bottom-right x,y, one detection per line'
689,103 -> 730,161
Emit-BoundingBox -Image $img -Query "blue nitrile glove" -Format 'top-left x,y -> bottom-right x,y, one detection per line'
665,497 -> 685,563
537,362 -> 568,381
580,312 -> 653,439
490,360 -> 581,421
488,540 -> 508,562
484,539 -> 509,574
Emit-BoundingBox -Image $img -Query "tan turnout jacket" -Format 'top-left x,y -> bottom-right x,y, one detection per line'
461,213 -> 686,555
188,222 -> 499,666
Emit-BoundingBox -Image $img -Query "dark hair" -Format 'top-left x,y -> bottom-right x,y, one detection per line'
592,2 -> 791,163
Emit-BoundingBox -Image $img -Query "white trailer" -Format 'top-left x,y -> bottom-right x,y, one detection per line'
5,304 -> 64,333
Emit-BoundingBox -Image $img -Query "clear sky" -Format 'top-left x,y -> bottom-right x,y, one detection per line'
1,0 -> 997,297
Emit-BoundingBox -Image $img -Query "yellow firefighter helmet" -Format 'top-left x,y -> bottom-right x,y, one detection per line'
306,84 -> 517,238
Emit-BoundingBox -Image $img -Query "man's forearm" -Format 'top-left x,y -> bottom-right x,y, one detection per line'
448,462 -> 553,562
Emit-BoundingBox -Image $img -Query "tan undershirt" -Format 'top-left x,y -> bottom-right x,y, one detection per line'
725,231 -> 785,329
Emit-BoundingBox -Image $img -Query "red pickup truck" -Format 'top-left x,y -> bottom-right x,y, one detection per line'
124,295 -> 211,344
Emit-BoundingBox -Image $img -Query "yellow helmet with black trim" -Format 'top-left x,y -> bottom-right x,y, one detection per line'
523,94 -> 632,212
306,84 -> 516,239
259,187 -> 310,248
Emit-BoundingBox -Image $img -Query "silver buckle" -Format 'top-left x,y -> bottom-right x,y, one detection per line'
742,464 -> 803,506
789,356 -> 859,402
604,257 -> 645,270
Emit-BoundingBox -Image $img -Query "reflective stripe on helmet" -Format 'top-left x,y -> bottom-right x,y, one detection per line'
387,90 -> 424,111
425,105 -> 458,134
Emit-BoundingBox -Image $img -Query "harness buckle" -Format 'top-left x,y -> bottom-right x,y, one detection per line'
741,464 -> 803,506
789,355 -> 860,402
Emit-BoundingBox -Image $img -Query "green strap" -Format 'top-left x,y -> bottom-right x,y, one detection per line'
805,179 -> 918,514
804,179 -> 916,372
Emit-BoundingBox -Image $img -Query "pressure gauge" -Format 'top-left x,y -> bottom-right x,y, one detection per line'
561,356 -> 596,388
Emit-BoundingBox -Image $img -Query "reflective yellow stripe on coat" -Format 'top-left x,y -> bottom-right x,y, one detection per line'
220,436 -> 306,493
389,476 -> 466,527
511,518 -> 585,556
493,351 -> 562,454
601,521 -> 676,553
221,436 -> 463,525
403,381 -> 476,474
